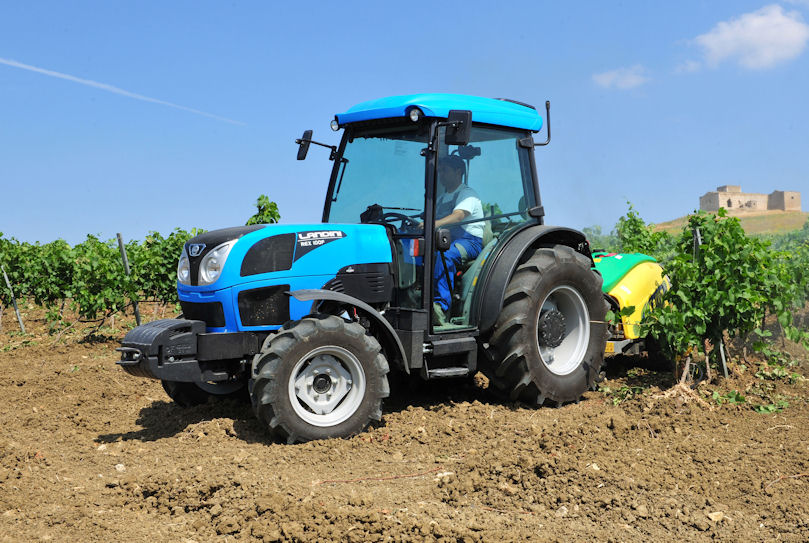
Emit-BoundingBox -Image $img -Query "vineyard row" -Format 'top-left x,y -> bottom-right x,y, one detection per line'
0,229 -> 200,323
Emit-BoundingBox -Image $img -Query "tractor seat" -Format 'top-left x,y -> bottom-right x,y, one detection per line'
449,237 -> 497,324
455,213 -> 493,273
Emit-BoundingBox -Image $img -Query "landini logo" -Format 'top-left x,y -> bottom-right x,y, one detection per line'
297,231 -> 345,241
294,230 -> 346,261
188,243 -> 206,257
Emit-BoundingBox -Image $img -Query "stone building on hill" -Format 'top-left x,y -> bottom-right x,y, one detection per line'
700,185 -> 801,213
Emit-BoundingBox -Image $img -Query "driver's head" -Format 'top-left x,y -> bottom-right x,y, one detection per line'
438,155 -> 465,192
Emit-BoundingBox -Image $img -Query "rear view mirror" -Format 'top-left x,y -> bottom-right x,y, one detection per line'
296,130 -> 313,160
445,110 -> 472,146
457,145 -> 481,160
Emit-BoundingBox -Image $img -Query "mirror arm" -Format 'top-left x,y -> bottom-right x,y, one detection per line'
295,137 -> 339,160
424,119 -> 461,154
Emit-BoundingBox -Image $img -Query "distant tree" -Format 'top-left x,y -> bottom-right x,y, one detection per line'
582,225 -> 619,253
246,195 -> 281,225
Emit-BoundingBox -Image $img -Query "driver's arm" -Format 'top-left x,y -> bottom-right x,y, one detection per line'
435,208 -> 469,228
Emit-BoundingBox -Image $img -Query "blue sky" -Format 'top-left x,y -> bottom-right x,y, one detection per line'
1,1 -> 808,244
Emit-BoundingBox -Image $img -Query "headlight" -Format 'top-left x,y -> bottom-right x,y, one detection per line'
177,250 -> 191,285
198,240 -> 235,286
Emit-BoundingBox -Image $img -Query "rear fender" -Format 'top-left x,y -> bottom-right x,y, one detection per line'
473,225 -> 591,335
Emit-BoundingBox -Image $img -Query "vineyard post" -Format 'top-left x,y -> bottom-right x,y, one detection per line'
1,265 -> 25,334
719,340 -> 729,378
116,233 -> 141,326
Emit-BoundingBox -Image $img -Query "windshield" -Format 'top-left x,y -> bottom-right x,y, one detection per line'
326,125 -> 428,229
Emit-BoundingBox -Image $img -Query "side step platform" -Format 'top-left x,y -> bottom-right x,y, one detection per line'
422,336 -> 477,379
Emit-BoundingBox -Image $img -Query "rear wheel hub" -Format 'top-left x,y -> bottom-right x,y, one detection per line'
538,309 -> 566,348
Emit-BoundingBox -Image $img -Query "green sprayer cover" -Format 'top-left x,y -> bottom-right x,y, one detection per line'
592,252 -> 657,293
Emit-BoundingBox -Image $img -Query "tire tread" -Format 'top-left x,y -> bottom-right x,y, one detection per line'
484,246 -> 608,405
250,315 -> 389,443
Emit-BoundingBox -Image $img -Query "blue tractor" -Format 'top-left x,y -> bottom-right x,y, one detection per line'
117,94 -> 608,443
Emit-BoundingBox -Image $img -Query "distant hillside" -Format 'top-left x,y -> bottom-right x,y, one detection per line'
654,210 -> 809,235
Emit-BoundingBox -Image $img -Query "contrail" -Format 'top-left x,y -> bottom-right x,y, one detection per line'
0,57 -> 245,126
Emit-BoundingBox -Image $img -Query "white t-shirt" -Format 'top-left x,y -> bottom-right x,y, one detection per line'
436,184 -> 484,239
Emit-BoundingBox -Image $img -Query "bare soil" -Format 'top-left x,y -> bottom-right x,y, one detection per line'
1,306 -> 808,542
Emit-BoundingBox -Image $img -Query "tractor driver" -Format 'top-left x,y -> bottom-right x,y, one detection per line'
432,155 -> 484,325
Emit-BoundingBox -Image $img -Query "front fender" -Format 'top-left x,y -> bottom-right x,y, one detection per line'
289,289 -> 409,374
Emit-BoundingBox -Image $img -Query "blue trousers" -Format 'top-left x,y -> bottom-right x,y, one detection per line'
433,233 -> 483,312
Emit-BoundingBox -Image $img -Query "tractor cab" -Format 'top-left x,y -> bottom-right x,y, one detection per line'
302,94 -> 547,333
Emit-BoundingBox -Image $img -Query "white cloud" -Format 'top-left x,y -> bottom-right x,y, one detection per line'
592,65 -> 650,90
675,59 -> 702,73
693,4 -> 809,69
0,57 -> 245,125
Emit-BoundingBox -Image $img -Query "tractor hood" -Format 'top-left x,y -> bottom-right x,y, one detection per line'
179,223 -> 393,292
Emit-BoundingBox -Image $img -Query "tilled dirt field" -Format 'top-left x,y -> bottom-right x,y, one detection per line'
1,310 -> 808,542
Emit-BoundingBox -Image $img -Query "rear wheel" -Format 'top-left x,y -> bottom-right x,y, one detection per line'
250,315 -> 389,443
161,379 -> 247,407
484,245 -> 607,404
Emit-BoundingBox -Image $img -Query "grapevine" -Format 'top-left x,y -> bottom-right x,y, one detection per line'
0,229 -> 199,327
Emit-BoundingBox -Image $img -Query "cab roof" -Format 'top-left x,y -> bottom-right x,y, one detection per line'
335,93 -> 543,132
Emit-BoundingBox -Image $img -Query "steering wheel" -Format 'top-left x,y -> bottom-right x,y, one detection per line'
381,212 -> 421,233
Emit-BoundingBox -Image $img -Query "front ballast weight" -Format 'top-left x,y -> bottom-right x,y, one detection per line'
117,318 -> 259,402
117,319 -> 205,380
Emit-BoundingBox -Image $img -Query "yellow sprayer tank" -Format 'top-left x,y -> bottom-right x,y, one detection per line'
592,253 -> 669,340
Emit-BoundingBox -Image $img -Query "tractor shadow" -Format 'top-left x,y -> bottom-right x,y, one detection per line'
383,371 -> 512,413
96,375 -> 505,445
99,368 -> 627,446
96,398 -> 263,444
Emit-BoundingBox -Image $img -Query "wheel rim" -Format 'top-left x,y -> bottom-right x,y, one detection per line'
196,380 -> 244,395
536,285 -> 590,376
287,345 -> 366,427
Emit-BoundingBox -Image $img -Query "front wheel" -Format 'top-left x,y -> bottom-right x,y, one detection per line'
484,245 -> 608,404
250,315 -> 390,443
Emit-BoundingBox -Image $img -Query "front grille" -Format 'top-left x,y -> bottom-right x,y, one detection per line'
237,285 -> 290,327
179,301 -> 226,328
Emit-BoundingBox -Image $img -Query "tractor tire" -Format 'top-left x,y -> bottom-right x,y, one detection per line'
161,379 -> 248,407
484,245 -> 608,405
250,315 -> 390,443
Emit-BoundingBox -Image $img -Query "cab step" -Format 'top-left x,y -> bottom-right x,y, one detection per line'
427,367 -> 472,379
421,336 -> 477,379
